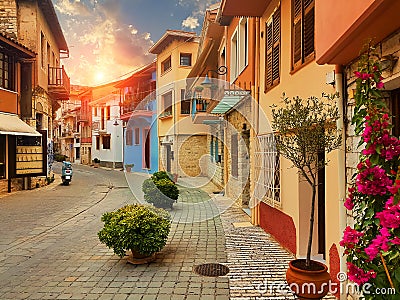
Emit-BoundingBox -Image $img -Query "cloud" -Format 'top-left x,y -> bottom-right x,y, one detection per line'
54,0 -> 155,85
54,0 -> 91,16
182,16 -> 199,29
178,0 -> 219,30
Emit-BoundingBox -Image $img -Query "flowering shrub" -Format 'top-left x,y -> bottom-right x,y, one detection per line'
341,46 -> 400,298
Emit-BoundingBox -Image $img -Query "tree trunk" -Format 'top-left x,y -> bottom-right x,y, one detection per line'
306,185 -> 317,268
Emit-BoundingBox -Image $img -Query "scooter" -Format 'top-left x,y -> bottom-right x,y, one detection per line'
61,161 -> 73,185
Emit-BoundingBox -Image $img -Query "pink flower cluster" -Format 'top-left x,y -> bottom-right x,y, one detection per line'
354,71 -> 384,89
346,262 -> 376,285
344,187 -> 356,210
340,226 -> 364,251
361,114 -> 400,160
356,162 -> 392,196
376,196 -> 400,229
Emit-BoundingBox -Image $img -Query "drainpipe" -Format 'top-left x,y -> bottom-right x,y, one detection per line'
335,65 -> 347,300
251,17 -> 261,226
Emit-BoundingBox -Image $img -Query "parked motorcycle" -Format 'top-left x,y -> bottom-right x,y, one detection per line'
61,161 -> 73,185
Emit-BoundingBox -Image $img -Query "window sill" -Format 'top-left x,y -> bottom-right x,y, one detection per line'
159,114 -> 173,120
290,55 -> 315,75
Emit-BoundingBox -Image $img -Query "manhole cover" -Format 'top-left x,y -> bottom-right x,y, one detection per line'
193,263 -> 230,277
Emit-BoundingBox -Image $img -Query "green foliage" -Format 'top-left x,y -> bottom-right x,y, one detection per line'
142,172 -> 179,208
97,204 -> 171,257
271,93 -> 342,185
54,154 -> 67,162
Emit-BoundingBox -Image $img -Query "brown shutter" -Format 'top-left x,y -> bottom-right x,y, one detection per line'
293,0 -> 302,68
303,1 -> 315,61
272,6 -> 281,85
265,22 -> 273,89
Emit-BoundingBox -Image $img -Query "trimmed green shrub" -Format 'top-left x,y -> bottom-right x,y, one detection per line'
142,172 -> 179,208
54,154 -> 67,162
98,204 -> 171,257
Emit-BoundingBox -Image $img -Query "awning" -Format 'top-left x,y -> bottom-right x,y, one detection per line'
211,90 -> 251,114
0,113 -> 41,136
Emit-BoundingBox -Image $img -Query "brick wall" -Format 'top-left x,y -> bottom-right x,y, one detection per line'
0,1 -> 17,39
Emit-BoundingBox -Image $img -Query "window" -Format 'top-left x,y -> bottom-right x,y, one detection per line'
47,42 -> 51,67
230,30 -> 238,82
41,32 -> 45,68
254,134 -> 281,206
180,53 -> 192,66
231,133 -> 238,177
93,107 -> 97,117
292,0 -> 315,69
161,91 -> 172,117
0,135 -> 5,179
96,136 -> 100,150
106,106 -> 111,120
265,6 -> 281,90
161,56 -> 172,74
239,18 -> 248,72
134,128 -> 140,145
126,127 -> 133,145
180,89 -> 191,114
0,52 -> 14,90
102,135 -> 111,149
143,128 -> 150,169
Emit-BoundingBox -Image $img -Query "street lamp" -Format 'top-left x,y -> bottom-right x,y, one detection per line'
201,66 -> 228,88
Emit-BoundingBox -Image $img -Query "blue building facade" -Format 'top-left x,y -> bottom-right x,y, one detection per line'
118,62 -> 158,174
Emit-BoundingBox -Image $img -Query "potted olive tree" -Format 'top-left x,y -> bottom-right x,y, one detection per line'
271,93 -> 341,299
98,204 -> 171,264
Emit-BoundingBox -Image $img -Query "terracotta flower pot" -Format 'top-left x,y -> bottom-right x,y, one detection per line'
126,249 -> 156,265
286,259 -> 331,299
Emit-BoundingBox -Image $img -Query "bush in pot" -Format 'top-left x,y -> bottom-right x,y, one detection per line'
97,204 -> 171,262
142,171 -> 179,208
271,93 -> 342,299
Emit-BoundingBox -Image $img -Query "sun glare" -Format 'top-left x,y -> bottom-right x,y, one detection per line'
95,72 -> 105,83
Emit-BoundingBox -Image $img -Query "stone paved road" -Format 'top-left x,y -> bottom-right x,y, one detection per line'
0,166 -> 335,300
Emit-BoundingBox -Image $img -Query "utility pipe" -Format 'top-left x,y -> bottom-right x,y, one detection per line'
335,65 -> 347,300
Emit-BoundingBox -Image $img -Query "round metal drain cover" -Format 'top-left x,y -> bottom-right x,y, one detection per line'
193,263 -> 230,277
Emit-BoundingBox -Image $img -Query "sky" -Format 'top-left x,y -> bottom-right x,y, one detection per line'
53,0 -> 219,86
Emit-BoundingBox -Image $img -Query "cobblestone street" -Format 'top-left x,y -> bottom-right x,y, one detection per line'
0,165 -> 334,299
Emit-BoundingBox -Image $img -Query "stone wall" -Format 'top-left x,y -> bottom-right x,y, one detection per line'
226,98 -> 252,206
177,134 -> 208,177
0,1 -> 17,39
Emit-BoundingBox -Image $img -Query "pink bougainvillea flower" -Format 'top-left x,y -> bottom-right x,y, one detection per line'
346,262 -> 376,285
340,226 -> 364,248
376,81 -> 384,89
344,197 -> 355,210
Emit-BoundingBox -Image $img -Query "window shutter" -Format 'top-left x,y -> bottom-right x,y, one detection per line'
265,22 -> 273,89
272,6 -> 280,85
293,0 -> 302,68
303,1 -> 315,60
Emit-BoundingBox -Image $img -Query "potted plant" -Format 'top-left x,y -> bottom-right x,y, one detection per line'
125,163 -> 134,172
340,46 -> 400,298
271,93 -> 342,299
142,171 -> 179,208
93,158 -> 100,168
98,204 -> 171,264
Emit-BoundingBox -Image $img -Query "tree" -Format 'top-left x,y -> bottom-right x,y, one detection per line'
271,93 -> 342,268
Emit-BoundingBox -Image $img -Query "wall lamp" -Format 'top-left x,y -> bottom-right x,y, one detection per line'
201,66 -> 228,87
381,54 -> 398,72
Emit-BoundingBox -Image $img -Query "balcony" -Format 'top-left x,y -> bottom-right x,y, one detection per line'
77,111 -> 89,123
48,65 -> 70,100
192,99 -> 219,124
